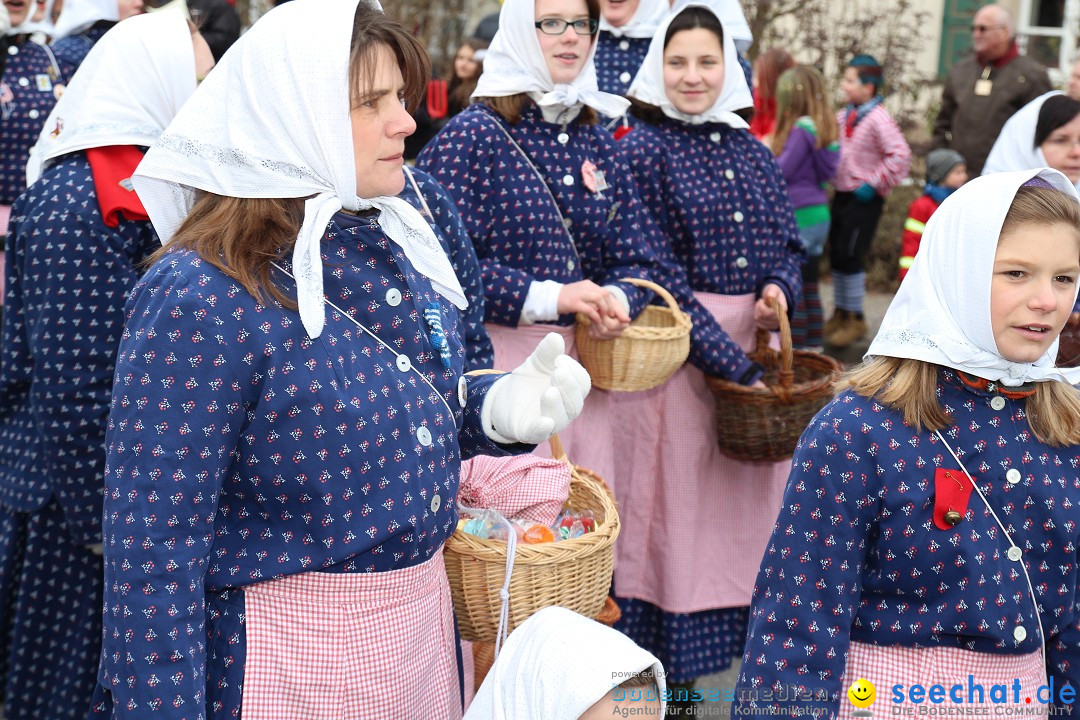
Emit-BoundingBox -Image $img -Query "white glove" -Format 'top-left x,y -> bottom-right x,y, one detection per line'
481,332 -> 591,445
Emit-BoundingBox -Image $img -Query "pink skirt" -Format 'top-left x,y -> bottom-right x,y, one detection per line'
241,552 -> 461,719
839,641 -> 1046,718
485,322 -> 615,487
609,292 -> 790,613
0,204 -> 10,304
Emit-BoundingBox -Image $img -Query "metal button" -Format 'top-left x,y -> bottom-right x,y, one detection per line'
416,426 -> 433,447
619,71 -> 631,84
567,259 -> 576,271
1006,468 -> 1022,485
1007,546 -> 1023,562
725,169 -> 735,180
619,40 -> 630,50
1013,625 -> 1027,642
733,211 -> 745,223
7,45 -> 17,55
27,108 -> 38,119
562,175 -> 574,186
735,257 -> 749,269
385,288 -> 402,306
457,376 -> 468,408
944,510 -> 962,526
709,132 -> 721,143
557,132 -> 569,144
395,354 -> 411,372
990,396 -> 1006,411
18,77 -> 29,87
430,493 -> 441,512
562,217 -> 572,229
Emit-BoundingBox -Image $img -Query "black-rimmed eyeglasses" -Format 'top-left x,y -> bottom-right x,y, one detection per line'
534,18 -> 599,35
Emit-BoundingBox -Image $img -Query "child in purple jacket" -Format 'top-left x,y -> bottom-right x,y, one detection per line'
771,65 -> 840,349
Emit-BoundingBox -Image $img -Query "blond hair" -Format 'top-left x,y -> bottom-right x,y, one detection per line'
770,65 -> 838,156
842,184 -> 1080,448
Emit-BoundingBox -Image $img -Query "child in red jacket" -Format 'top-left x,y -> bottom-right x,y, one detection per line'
899,148 -> 967,280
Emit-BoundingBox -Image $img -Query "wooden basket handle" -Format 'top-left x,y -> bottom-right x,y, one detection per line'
616,277 -> 682,315
751,295 -> 795,398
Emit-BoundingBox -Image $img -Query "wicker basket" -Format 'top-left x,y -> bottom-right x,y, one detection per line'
575,278 -> 691,392
444,435 -> 621,643
704,296 -> 842,461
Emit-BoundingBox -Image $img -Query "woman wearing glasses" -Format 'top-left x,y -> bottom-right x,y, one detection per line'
417,0 -> 660,483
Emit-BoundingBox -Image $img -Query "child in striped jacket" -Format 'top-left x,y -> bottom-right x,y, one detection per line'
827,54 -> 911,348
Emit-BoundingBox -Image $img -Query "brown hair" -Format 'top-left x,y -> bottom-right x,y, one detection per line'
448,37 -> 489,112
753,48 -> 795,103
843,185 -> 1080,447
148,5 -> 430,310
477,0 -> 600,126
770,65 -> 838,155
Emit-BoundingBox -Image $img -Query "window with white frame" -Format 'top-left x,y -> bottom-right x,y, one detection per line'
1019,0 -> 1078,80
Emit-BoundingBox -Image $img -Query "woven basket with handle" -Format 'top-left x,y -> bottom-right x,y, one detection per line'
575,277 -> 691,392
704,295 -> 842,461
444,435 -> 620,643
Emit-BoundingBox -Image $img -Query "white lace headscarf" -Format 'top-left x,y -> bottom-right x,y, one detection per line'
132,0 -> 466,339
464,606 -> 666,720
867,168 -> 1080,386
51,0 -> 119,40
26,11 -> 193,186
471,0 -> 630,120
598,0 -> 668,39
626,0 -> 752,127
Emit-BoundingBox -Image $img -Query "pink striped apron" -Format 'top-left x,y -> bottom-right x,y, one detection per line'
485,322 -> 615,488
0,204 -> 10,303
241,551 -> 461,720
839,641 -> 1046,718
609,291 -> 790,613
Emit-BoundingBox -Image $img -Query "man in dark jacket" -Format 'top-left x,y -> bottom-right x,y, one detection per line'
932,3 -> 1052,175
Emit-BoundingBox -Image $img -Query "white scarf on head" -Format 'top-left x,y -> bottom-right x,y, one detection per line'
598,0 -> 668,39
471,0 -> 630,122
51,0 -> 118,40
627,1 -> 752,127
867,168 -> 1080,386
132,0 -> 466,340
982,91 -> 1080,191
464,606 -> 667,720
11,0 -> 57,36
711,0 -> 750,43
26,11 -> 193,186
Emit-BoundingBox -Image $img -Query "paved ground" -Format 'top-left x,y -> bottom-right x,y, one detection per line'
690,281 -> 896,717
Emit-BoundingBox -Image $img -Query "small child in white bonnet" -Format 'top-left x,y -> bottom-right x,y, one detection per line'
465,606 -> 666,719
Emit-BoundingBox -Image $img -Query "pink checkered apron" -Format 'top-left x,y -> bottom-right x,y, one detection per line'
609,291 -> 790,613
485,322 -> 615,489
241,551 -> 461,719
839,641 -> 1046,718
0,204 -> 11,303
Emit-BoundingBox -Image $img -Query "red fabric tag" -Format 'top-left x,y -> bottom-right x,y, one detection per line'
426,78 -> 449,120
613,124 -> 633,141
85,146 -> 149,228
933,467 -> 975,530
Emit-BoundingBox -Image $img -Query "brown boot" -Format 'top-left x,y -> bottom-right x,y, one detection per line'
823,309 -> 847,338
828,311 -> 868,348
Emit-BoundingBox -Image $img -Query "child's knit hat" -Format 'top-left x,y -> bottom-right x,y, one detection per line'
849,54 -> 884,91
926,148 -> 965,185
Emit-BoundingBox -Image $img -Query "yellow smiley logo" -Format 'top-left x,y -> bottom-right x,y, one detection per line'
848,678 -> 876,709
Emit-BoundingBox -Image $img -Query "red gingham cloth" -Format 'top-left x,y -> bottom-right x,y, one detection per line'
242,551 -> 461,719
839,641 -> 1046,719
485,322 -> 615,490
0,204 -> 10,303
609,292 -> 790,613
832,105 -> 911,195
458,454 -> 572,526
